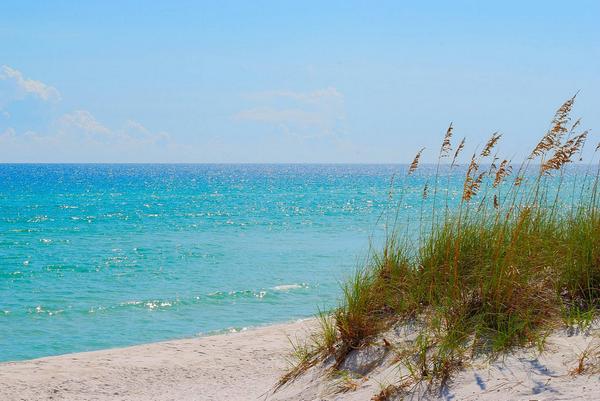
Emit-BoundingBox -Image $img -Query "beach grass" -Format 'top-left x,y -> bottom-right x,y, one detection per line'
281,95 -> 600,390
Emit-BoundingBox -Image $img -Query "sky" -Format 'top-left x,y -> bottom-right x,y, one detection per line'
0,1 -> 599,163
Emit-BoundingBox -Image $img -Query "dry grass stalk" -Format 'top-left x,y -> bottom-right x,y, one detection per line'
440,123 -> 453,157
489,156 -> 499,172
333,372 -> 360,393
570,118 -> 582,134
471,172 -> 485,197
462,155 -> 481,201
530,133 -> 553,159
481,132 -> 502,157
570,343 -> 600,376
451,137 -> 466,167
530,95 -> 577,159
541,131 -> 588,174
409,148 -> 425,175
371,383 -> 404,401
493,159 -> 512,188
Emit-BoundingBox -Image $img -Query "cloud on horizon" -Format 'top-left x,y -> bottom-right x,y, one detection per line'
243,87 -> 343,105
0,110 -> 174,162
0,66 -> 178,162
234,87 -> 346,140
0,65 -> 61,104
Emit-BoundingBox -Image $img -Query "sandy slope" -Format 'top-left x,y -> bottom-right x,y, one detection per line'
271,324 -> 600,401
0,319 -> 313,401
2,319 -> 600,401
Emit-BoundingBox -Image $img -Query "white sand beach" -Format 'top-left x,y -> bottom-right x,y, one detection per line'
0,320 -> 314,401
2,319 -> 600,401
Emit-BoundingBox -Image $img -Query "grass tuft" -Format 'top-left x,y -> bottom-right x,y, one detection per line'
296,95 -> 600,388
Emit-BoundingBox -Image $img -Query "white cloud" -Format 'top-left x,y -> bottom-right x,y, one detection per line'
234,87 -> 346,140
0,111 -> 173,162
124,119 -> 150,133
234,108 -> 326,125
56,110 -> 171,145
59,110 -> 111,135
0,65 -> 61,102
246,87 -> 343,105
0,127 -> 16,140
0,66 -> 181,162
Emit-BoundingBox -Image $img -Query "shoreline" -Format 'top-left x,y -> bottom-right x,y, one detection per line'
0,318 -> 315,401
1,316 -> 316,364
2,317 -> 600,400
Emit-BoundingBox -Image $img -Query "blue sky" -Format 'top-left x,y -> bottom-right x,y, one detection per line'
1,1 -> 599,163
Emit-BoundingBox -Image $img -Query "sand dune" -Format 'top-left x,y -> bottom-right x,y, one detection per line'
271,324 -> 600,401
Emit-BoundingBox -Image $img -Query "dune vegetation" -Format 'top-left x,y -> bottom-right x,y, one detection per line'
280,95 -> 600,395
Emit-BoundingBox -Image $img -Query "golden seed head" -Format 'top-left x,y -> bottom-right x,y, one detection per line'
493,160 -> 512,188
541,131 -> 588,174
408,148 -> 425,175
530,95 -> 577,159
451,137 -> 466,167
481,132 -> 502,157
440,123 -> 453,157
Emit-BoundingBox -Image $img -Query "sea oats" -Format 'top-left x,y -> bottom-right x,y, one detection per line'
493,160 -> 512,188
387,174 -> 396,200
481,132 -> 502,157
542,131 -> 588,174
462,154 -> 480,201
451,137 -> 466,167
530,95 -> 577,159
440,123 -> 453,157
408,148 -> 425,175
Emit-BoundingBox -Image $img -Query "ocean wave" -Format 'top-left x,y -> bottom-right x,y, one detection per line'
28,306 -> 64,316
207,289 -> 267,299
89,299 -> 179,313
205,283 -> 309,300
197,326 -> 249,336
10,283 -> 312,320
145,300 -> 174,309
9,228 -> 38,233
27,215 -> 49,223
271,283 -> 309,291
117,299 -> 177,310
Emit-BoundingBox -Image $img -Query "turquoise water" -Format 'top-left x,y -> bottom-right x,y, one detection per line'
1,164 -> 590,362
2,164 -> 435,362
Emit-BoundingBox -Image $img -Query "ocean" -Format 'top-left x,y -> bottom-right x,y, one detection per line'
2,163 -> 586,362
1,164 -> 433,362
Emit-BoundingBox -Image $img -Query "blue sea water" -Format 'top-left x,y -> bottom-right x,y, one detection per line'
1,164 -> 434,362
1,163 -> 591,362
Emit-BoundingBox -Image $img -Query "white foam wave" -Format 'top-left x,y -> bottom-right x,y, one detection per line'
272,283 -> 307,291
